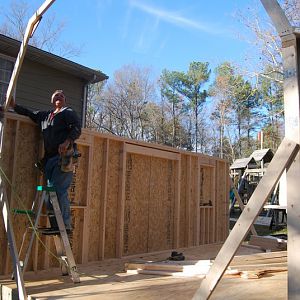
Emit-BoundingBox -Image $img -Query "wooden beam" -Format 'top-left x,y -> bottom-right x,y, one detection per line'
173,158 -> 181,248
4,0 -> 56,110
260,0 -> 293,37
125,143 -> 180,161
99,139 -> 109,260
282,34 -> 300,300
193,138 -> 299,300
186,156 -> 191,246
116,142 -> 126,258
81,144 -> 93,263
196,158 -> 200,246
211,164 -> 216,243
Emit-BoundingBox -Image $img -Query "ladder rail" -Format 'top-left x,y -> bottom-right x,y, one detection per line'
18,187 -> 80,283
49,191 -> 80,283
21,190 -> 46,274
0,182 -> 27,300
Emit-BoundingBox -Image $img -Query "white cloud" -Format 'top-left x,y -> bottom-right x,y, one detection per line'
129,0 -> 227,35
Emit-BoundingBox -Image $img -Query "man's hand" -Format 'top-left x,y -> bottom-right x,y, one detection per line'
59,139 -> 72,154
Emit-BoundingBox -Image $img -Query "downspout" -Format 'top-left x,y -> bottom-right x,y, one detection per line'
82,74 -> 96,128
82,83 -> 88,128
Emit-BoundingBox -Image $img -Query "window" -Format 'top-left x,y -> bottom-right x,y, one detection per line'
0,55 -> 14,105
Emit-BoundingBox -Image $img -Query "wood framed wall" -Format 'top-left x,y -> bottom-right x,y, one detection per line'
0,113 -> 230,274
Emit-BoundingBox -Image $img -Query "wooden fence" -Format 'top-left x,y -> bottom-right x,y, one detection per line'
0,112 -> 229,274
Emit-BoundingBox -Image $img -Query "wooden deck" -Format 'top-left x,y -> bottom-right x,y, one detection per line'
0,244 -> 287,300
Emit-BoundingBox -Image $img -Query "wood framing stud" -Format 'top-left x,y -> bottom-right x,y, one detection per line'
116,142 -> 126,258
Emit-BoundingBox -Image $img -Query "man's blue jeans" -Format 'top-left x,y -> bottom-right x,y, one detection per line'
44,155 -> 73,230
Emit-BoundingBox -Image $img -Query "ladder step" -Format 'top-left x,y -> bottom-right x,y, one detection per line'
11,208 -> 35,216
36,185 -> 56,192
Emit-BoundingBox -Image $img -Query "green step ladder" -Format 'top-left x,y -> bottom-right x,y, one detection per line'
14,186 -> 80,283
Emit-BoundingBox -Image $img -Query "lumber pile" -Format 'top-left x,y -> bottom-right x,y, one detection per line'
125,259 -> 229,277
125,251 -> 287,279
248,235 -> 287,251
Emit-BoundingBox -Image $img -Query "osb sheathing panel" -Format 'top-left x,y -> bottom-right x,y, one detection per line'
179,155 -> 187,248
148,158 -> 175,252
0,119 -> 16,273
200,166 -> 213,206
189,156 -> 198,246
88,137 -> 104,261
215,160 -> 228,243
1,119 -> 40,273
105,140 -> 120,258
71,209 -> 85,263
71,145 -> 89,206
12,121 -> 40,233
0,114 -> 229,275
123,154 -> 150,256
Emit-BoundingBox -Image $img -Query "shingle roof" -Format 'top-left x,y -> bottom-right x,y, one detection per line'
251,148 -> 274,163
0,34 -> 108,83
230,157 -> 257,170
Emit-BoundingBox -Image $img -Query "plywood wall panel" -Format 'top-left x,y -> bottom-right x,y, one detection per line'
0,113 -> 229,275
189,156 -> 198,246
88,138 -> 104,261
148,158 -> 174,252
179,155 -> 187,248
71,145 -> 89,206
123,154 -> 150,255
104,140 -> 120,258
71,208 -> 85,263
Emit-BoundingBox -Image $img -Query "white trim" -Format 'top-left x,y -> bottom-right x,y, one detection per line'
0,54 -> 16,104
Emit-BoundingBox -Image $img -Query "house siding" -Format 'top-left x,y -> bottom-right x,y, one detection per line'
16,59 -> 85,120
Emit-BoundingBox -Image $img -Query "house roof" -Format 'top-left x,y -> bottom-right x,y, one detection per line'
230,157 -> 257,170
250,148 -> 274,163
0,34 -> 108,83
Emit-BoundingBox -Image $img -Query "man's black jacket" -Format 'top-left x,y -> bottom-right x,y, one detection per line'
14,104 -> 81,159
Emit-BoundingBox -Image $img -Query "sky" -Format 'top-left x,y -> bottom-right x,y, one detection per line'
0,0 -> 268,80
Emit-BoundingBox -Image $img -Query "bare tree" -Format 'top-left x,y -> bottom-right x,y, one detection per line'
89,64 -> 156,140
235,0 -> 299,83
0,0 -> 82,58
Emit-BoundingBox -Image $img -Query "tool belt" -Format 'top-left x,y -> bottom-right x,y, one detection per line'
59,143 -> 81,172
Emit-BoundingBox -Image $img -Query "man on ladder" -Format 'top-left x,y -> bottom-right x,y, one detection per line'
10,90 -> 81,234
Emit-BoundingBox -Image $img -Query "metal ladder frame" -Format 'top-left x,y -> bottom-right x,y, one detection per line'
19,186 -> 80,283
0,179 -> 27,300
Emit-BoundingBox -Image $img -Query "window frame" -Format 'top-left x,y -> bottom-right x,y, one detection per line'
0,53 -> 16,105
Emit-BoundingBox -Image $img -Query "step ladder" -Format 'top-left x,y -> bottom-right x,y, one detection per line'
0,180 -> 27,300
16,186 -> 80,283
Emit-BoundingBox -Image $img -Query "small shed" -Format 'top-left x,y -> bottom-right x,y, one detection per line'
250,148 -> 274,168
230,156 -> 257,173
0,33 -> 108,124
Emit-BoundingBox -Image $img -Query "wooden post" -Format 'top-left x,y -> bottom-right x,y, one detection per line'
81,144 -> 93,263
195,157 -> 200,245
260,1 -> 300,298
173,158 -> 181,248
116,142 -> 126,258
193,138 -> 299,299
4,0 -> 56,110
99,138 -> 109,260
186,156 -> 191,246
211,163 -> 216,243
